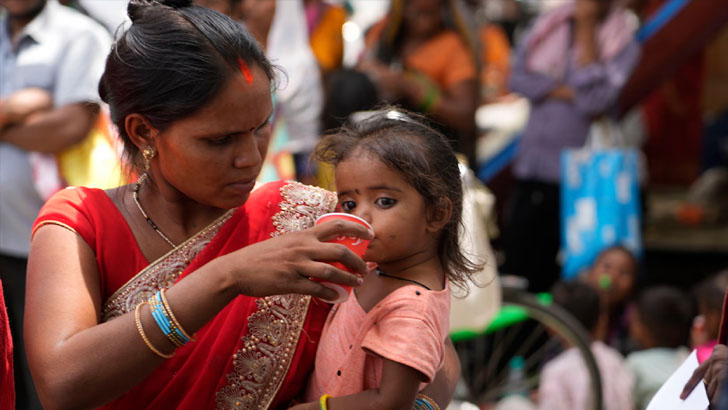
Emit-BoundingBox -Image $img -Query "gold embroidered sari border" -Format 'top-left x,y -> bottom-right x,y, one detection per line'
214,182 -> 337,410
101,209 -> 235,320
259,295 -> 311,410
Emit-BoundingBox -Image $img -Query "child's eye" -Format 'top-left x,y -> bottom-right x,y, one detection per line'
340,200 -> 357,212
375,197 -> 396,208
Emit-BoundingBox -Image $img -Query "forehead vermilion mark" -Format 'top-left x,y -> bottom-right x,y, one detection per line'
237,57 -> 253,85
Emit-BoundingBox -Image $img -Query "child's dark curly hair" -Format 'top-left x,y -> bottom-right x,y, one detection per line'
313,108 -> 483,291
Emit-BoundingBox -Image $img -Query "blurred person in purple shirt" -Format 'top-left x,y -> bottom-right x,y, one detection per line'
500,0 -> 640,292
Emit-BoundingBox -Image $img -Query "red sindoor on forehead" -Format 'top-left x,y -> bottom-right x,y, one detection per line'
237,57 -> 253,84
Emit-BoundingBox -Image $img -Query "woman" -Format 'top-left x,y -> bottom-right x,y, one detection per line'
24,1 -> 456,409
500,0 -> 640,293
357,0 -> 479,165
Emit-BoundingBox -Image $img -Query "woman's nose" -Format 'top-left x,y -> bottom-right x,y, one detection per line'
233,134 -> 263,169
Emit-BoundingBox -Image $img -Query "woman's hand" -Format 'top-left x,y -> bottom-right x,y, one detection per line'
682,344 -> 728,405
223,219 -> 374,300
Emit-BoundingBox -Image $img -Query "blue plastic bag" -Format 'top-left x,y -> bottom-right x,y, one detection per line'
560,122 -> 643,279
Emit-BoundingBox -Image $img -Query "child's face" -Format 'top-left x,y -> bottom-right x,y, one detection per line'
334,152 -> 436,265
589,249 -> 636,309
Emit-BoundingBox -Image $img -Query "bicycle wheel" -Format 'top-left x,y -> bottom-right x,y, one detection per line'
454,287 -> 603,410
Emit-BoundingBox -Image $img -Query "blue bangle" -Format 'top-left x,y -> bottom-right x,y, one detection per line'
150,297 -> 170,334
148,291 -> 188,347
156,292 -> 191,345
413,394 -> 439,410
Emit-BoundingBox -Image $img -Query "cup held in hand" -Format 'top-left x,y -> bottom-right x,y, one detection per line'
313,213 -> 372,303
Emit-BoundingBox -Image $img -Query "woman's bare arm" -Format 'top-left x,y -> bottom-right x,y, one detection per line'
26,219 -> 372,410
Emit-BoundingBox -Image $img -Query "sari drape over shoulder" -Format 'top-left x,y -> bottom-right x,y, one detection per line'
33,181 -> 338,410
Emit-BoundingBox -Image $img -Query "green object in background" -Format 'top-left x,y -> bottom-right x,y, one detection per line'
598,274 -> 612,290
449,293 -> 553,342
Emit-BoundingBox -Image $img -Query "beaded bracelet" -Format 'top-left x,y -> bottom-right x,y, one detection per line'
148,291 -> 192,347
134,302 -> 174,359
319,394 -> 332,410
148,295 -> 187,347
160,289 -> 196,342
414,393 -> 440,410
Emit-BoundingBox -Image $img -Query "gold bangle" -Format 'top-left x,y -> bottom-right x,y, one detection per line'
160,289 -> 196,342
134,302 -> 174,359
319,393 -> 332,410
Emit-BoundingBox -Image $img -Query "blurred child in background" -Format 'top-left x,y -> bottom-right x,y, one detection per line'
691,270 -> 728,363
539,281 -> 633,410
627,286 -> 692,409
583,245 -> 639,354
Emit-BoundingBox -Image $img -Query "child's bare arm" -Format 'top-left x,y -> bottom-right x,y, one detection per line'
291,358 -> 425,410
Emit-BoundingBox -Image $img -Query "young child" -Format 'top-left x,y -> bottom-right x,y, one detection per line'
582,245 -> 638,353
626,286 -> 692,410
539,281 -> 634,410
293,109 -> 481,410
691,271 -> 728,363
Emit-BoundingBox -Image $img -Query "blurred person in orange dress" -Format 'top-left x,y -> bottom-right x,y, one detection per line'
463,0 -> 512,104
357,0 -> 479,166
305,0 -> 347,74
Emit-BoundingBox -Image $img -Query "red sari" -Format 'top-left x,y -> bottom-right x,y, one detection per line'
33,180 -> 337,410
0,279 -> 14,410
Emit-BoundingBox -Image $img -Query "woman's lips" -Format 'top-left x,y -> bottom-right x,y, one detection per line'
228,179 -> 256,194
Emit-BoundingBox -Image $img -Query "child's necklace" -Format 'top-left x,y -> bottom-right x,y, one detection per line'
375,269 -> 431,290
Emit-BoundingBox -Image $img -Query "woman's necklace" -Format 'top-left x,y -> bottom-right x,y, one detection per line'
375,268 -> 431,291
133,173 -> 176,249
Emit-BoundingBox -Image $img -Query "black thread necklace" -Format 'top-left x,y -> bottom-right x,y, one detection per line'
375,268 -> 431,291
133,173 -> 176,249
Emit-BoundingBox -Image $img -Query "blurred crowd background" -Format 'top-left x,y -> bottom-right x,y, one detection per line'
2,0 -> 728,409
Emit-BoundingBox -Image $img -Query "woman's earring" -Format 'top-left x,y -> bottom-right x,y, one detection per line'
142,146 -> 156,171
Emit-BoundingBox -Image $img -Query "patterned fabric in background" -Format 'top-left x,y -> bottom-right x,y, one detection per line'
560,121 -> 643,279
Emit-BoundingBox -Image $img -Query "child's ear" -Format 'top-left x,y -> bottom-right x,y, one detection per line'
426,197 -> 453,233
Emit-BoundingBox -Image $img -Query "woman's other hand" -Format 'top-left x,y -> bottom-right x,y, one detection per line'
222,219 -> 374,300
681,344 -> 728,405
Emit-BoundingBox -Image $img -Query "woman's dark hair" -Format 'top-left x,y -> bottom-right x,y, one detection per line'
99,0 -> 275,172
313,107 -> 482,291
